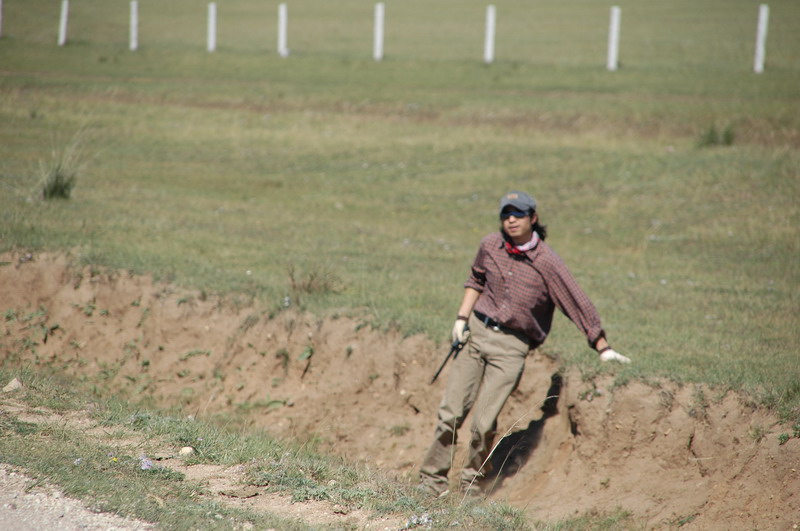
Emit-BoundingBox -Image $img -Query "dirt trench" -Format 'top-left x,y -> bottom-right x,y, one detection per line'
1,251 -> 798,530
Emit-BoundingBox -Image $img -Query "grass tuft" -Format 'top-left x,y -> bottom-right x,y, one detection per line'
39,128 -> 93,200
41,159 -> 77,199
696,124 -> 735,148
288,265 -> 343,297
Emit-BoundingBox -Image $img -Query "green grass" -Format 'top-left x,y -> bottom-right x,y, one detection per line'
1,0 -> 799,427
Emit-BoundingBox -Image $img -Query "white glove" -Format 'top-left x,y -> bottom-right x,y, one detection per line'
452,319 -> 469,344
600,349 -> 631,364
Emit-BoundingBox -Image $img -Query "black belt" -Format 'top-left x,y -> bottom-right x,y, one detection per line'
473,311 -> 530,346
474,311 -> 507,333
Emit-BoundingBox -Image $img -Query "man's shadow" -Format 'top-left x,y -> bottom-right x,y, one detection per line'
483,372 -> 564,492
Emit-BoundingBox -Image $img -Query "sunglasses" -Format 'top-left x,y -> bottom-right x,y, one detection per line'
500,209 -> 530,220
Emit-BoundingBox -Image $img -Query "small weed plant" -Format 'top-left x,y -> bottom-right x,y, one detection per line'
39,128 -> 93,200
41,158 -> 77,199
696,124 -> 735,148
288,265 -> 342,301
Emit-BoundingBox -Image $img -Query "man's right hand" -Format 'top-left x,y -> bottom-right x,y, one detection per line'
452,318 -> 469,344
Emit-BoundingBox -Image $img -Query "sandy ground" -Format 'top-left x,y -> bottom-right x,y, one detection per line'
1,250 -> 798,530
0,464 -> 155,531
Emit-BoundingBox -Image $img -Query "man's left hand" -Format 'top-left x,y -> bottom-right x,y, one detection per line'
600,349 -> 631,363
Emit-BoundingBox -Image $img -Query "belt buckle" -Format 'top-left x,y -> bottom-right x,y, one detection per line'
478,313 -> 501,332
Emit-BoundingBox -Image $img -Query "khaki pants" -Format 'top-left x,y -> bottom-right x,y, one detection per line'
420,312 -> 529,493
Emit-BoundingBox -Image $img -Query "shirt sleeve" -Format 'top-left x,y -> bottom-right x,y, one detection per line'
541,250 -> 605,347
464,240 -> 488,292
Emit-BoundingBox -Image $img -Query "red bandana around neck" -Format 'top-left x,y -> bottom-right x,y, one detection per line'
504,232 -> 539,255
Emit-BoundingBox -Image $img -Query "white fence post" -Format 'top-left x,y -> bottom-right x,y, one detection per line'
754,4 -> 769,74
484,5 -> 496,64
129,1 -> 138,51
58,0 -> 69,46
278,3 -> 289,57
607,6 -> 621,71
207,2 -> 216,52
373,3 -> 384,62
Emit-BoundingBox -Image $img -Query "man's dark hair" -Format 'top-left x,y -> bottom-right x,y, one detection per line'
532,217 -> 547,241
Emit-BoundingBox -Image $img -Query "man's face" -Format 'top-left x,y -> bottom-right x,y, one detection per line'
501,207 -> 537,243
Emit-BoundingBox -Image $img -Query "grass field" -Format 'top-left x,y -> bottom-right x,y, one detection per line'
1,0 -> 799,428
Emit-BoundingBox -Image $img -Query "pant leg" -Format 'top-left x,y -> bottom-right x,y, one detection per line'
460,319 -> 529,487
419,338 -> 485,490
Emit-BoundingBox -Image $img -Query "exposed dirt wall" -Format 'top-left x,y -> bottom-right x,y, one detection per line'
1,251 -> 798,529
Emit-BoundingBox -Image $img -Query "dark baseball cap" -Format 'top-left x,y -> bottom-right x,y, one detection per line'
499,191 -> 536,214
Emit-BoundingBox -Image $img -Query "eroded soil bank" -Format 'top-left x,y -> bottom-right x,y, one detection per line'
1,251 -> 798,529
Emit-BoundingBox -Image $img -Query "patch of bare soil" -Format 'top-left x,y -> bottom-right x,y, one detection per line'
1,251 -> 798,530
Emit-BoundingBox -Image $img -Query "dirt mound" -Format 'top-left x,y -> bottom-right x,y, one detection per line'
1,251 -> 798,529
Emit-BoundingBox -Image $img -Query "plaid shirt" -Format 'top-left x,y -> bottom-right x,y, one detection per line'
465,232 -> 605,348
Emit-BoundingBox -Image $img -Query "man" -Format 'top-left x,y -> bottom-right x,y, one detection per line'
419,190 -> 630,498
